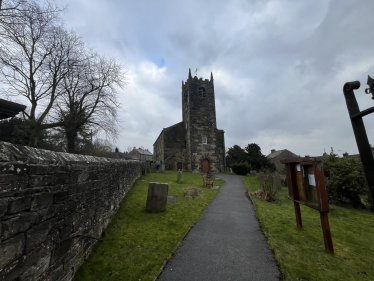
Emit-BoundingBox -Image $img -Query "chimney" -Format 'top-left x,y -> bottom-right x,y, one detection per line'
271,149 -> 276,153
133,146 -> 136,150
343,152 -> 349,157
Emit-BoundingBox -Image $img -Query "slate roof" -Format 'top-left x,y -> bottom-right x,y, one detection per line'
267,150 -> 285,159
0,99 -> 26,120
136,148 -> 153,156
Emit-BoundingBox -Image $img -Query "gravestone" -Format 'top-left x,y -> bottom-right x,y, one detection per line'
151,163 -> 158,173
145,161 -> 151,174
146,182 -> 168,212
274,172 -> 281,191
230,168 -> 233,173
177,170 -> 182,183
167,196 -> 177,204
142,162 -> 147,175
159,164 -> 165,173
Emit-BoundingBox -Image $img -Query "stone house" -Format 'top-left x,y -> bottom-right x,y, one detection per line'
267,149 -> 299,174
153,69 -> 225,173
128,147 -> 153,161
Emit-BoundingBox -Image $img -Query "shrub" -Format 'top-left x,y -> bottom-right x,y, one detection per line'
231,161 -> 251,175
252,171 -> 281,202
322,149 -> 369,209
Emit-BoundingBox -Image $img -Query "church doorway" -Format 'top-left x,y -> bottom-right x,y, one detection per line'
202,159 -> 209,173
177,162 -> 182,170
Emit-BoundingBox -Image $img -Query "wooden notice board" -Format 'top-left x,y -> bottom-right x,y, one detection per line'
280,157 -> 333,252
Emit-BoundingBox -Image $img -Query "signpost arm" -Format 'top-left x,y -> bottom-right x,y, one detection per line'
343,81 -> 374,210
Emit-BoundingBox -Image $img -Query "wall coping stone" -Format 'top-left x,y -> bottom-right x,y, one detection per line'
0,141 -> 137,165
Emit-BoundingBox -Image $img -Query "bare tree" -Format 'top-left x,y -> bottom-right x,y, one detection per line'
0,1 -> 63,23
52,52 -> 126,153
0,0 -> 25,14
0,0 -> 84,146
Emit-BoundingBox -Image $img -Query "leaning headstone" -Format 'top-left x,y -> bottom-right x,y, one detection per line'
230,168 -> 233,173
146,182 -> 168,212
177,170 -> 182,183
159,164 -> 165,173
151,163 -> 158,173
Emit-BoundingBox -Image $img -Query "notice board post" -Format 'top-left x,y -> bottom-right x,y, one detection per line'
280,157 -> 333,253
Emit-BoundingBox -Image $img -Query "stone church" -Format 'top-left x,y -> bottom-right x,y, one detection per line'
153,69 -> 225,173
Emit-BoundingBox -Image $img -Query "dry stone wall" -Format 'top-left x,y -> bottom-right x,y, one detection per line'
0,141 -> 142,281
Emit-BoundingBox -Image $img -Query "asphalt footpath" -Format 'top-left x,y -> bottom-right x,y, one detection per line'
158,173 -> 280,281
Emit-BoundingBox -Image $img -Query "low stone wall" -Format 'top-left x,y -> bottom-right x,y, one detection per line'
0,142 -> 142,281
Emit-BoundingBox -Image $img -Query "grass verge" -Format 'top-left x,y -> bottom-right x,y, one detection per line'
242,175 -> 374,281
74,171 -> 221,281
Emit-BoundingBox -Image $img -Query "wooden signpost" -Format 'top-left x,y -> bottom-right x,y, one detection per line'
280,157 -> 334,252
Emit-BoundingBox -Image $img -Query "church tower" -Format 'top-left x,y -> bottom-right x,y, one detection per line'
181,69 -> 225,172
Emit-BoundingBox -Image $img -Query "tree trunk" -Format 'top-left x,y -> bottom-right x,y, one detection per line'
66,127 -> 78,153
28,124 -> 40,147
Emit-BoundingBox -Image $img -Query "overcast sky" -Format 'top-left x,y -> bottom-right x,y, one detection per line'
58,0 -> 374,157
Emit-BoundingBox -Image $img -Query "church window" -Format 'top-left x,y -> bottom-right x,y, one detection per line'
186,122 -> 187,129
202,136 -> 207,144
198,86 -> 206,98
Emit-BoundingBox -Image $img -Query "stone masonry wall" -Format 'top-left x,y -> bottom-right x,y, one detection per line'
163,122 -> 185,161
0,141 -> 142,281
270,150 -> 299,174
183,76 -> 222,173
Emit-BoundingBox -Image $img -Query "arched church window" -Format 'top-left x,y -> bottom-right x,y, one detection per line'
198,86 -> 206,98
202,136 -> 207,144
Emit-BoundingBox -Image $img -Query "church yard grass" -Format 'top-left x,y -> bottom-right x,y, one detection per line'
242,175 -> 374,281
74,170 -> 221,281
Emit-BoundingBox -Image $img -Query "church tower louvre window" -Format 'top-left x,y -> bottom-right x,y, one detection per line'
198,86 -> 206,98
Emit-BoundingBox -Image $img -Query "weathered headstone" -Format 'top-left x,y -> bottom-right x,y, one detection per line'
167,196 -> 177,204
177,170 -> 182,183
142,162 -> 147,175
230,168 -> 233,173
159,164 -> 165,173
151,163 -> 158,173
146,182 -> 168,212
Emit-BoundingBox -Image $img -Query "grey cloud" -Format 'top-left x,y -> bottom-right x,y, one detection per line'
56,0 -> 374,156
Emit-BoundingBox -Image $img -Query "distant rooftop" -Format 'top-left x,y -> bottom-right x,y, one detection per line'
136,148 -> 153,156
267,149 -> 285,159
0,99 -> 26,120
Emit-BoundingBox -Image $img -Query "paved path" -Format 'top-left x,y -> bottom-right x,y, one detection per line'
158,173 -> 280,281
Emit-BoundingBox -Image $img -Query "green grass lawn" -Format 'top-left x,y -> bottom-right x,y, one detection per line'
74,171 -> 221,281
242,175 -> 374,281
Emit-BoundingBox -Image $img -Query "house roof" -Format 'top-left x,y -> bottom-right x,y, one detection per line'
118,152 -> 133,160
267,150 -> 285,159
0,99 -> 26,120
136,148 -> 153,156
